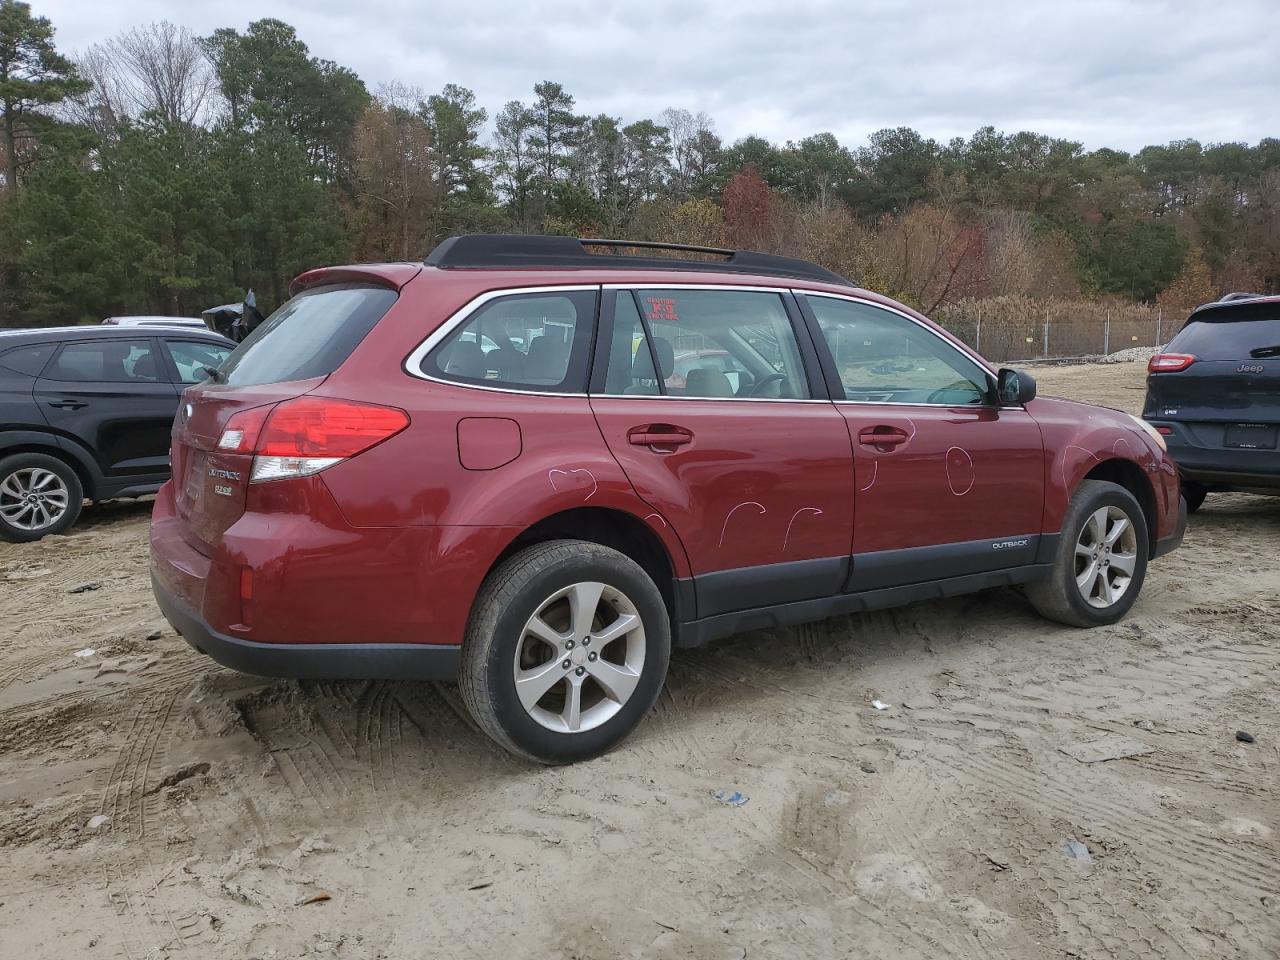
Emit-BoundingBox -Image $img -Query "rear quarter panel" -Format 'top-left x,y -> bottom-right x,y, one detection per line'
312,267 -> 693,567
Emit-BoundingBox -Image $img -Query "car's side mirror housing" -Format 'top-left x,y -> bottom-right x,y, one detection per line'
997,368 -> 1037,406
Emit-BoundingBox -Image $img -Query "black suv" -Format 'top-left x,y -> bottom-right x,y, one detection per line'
0,325 -> 232,541
1145,293 -> 1280,511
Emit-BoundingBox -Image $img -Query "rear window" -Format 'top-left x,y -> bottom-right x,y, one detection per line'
218,285 -> 397,387
1170,311 -> 1280,360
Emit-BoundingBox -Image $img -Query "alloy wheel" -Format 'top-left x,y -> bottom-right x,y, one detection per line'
1074,505 -> 1138,609
0,467 -> 71,532
512,581 -> 646,733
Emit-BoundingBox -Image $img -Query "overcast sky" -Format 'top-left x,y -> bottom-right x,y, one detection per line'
33,0 -> 1278,152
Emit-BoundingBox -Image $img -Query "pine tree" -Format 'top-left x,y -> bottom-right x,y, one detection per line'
0,0 -> 87,193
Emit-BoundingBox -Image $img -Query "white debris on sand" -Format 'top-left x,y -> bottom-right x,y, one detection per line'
1100,345 -> 1160,364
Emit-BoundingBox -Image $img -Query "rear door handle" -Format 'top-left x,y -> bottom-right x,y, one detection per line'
47,400 -> 88,410
627,424 -> 693,448
858,426 -> 909,448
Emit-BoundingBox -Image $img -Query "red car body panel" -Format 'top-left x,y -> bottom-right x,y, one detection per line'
835,403 -> 1045,554
1029,395 -> 1181,541
151,261 -> 1184,667
589,396 -> 855,575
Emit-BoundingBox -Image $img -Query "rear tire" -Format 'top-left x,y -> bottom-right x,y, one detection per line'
1026,480 -> 1148,628
1181,480 -> 1207,514
0,453 -> 83,543
459,540 -> 671,764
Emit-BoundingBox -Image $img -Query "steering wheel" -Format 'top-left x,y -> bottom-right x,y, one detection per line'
926,379 -> 982,405
749,372 -> 788,397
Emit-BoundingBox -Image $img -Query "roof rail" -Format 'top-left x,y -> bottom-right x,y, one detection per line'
1218,291 -> 1265,303
424,234 -> 855,287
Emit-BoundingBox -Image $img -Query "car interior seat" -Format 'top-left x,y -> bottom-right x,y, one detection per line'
627,337 -> 674,394
684,367 -> 735,398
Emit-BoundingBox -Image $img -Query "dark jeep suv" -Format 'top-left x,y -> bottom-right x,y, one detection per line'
0,325 -> 232,541
1145,293 -> 1280,511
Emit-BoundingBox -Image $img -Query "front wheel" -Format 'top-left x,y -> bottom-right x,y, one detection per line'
459,540 -> 671,764
1026,479 -> 1149,627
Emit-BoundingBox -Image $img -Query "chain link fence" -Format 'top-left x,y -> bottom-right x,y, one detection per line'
933,297 -> 1174,363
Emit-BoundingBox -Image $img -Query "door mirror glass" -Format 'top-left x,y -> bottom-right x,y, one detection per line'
997,368 -> 1036,405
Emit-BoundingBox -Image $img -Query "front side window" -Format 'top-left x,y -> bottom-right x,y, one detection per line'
165,340 -> 234,384
424,290 -> 596,392
45,340 -> 161,383
603,288 -> 810,399
806,296 -> 990,405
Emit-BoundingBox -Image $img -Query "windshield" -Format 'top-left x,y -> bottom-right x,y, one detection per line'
218,285 -> 397,387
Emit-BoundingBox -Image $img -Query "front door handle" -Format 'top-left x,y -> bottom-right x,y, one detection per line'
47,399 -> 88,410
858,426 -> 909,449
627,424 -> 693,449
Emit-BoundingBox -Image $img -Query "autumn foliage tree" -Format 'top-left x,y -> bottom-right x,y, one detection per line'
1157,247 -> 1217,314
721,164 -> 775,251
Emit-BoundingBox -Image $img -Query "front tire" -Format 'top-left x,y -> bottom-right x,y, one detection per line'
459,540 -> 671,764
0,453 -> 83,543
1026,479 -> 1149,628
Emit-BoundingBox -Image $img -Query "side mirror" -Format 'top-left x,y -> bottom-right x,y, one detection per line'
997,367 -> 1037,406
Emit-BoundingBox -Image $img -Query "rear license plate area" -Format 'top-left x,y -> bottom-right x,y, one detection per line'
1224,423 -> 1277,449
183,449 -> 208,502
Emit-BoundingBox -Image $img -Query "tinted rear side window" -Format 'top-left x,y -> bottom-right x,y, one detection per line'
0,342 -> 56,376
1169,311 -> 1280,360
219,285 -> 397,387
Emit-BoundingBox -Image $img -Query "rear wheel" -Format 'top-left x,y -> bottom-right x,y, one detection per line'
0,453 -> 83,543
459,540 -> 670,764
1026,479 -> 1148,627
1181,480 -> 1207,513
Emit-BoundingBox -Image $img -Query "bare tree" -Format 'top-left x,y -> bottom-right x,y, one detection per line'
67,42 -> 128,141
70,21 -> 216,133
353,83 -> 437,261
116,22 -> 216,126
662,107 -> 715,199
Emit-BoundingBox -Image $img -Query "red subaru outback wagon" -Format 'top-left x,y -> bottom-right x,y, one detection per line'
151,235 -> 1186,763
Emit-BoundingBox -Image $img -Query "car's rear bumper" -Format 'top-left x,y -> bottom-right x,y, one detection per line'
152,571 -> 461,680
1148,420 -> 1280,490
1151,490 -> 1187,560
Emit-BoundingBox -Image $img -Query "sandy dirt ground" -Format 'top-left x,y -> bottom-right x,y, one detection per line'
1,360 -> 1277,959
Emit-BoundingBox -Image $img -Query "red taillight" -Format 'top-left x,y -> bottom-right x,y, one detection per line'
217,397 -> 409,483
1155,425 -> 1173,436
217,404 -> 275,453
1148,353 -> 1197,373
257,397 -> 409,458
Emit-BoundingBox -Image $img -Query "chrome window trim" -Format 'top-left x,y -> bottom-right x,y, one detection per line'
591,393 -> 829,404
603,282 -> 793,294
799,290 -> 1000,409
405,281 -> 824,401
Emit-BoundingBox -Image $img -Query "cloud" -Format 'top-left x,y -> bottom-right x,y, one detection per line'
36,0 -> 1276,151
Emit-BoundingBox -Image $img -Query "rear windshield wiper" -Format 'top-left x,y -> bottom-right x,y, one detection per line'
1249,345 -> 1280,358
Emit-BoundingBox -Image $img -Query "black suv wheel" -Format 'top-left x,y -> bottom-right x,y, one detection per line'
0,452 -> 84,543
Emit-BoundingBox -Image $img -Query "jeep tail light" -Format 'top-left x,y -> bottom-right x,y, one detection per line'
249,397 -> 409,483
1148,353 -> 1196,373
